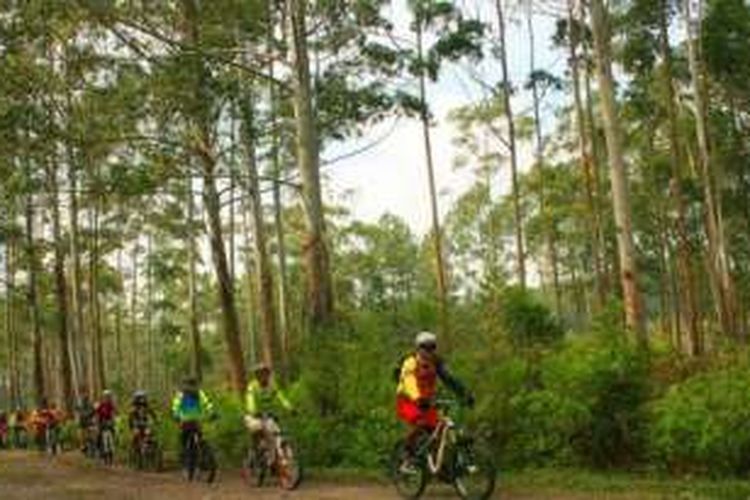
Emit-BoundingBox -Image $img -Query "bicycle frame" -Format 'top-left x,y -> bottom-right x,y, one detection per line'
419,416 -> 456,475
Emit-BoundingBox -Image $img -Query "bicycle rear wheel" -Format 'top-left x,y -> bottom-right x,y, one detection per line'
451,440 -> 496,500
390,439 -> 427,500
242,446 -> 267,487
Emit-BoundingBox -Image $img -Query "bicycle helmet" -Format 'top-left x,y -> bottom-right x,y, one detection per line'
415,331 -> 437,349
253,362 -> 271,374
132,390 -> 147,405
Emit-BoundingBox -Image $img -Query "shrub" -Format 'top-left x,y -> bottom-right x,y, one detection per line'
542,330 -> 650,467
648,363 -> 750,476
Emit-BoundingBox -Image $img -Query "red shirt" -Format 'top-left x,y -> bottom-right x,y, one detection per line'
95,401 -> 116,423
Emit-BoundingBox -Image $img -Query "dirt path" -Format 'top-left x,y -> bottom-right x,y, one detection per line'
0,450 -> 671,499
0,450 -> 492,499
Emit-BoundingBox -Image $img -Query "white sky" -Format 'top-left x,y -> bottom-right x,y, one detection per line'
323,2 -> 565,235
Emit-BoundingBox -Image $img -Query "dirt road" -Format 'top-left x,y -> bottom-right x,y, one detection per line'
0,450 -> 486,499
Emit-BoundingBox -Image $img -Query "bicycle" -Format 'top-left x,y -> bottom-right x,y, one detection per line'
390,399 -> 496,500
82,424 -> 99,459
12,425 -> 28,449
242,414 -> 302,490
45,424 -> 61,456
181,422 -> 217,483
129,426 -> 163,472
99,423 -> 116,466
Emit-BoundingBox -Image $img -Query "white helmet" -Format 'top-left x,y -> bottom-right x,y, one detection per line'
415,331 -> 437,348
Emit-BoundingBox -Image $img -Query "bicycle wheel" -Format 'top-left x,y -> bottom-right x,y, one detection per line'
145,442 -> 164,472
451,440 -> 496,500
277,438 -> 302,491
197,442 -> 217,484
101,430 -> 115,465
242,446 -> 266,487
390,439 -> 427,500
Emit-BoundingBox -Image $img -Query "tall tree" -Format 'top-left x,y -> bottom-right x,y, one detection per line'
589,0 -> 647,338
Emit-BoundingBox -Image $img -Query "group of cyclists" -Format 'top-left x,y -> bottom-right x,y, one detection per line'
0,331 -> 479,493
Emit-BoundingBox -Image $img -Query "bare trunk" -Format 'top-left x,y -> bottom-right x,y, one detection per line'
5,228 -> 19,407
116,246 -> 124,384
146,233 -> 154,390
268,2 -> 291,370
590,0 -> 646,340
183,0 -> 247,394
658,0 -> 701,353
89,196 -> 105,394
527,7 -> 561,314
684,0 -> 738,337
48,162 -> 74,412
415,17 -> 450,333
187,176 -> 203,382
495,0 -> 526,288
568,0 -> 606,309
130,244 -> 140,389
288,0 -> 334,327
26,193 -> 46,404
239,97 -> 278,369
68,162 -> 88,396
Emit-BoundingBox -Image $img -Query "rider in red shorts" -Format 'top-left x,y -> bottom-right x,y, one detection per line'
395,331 -> 474,453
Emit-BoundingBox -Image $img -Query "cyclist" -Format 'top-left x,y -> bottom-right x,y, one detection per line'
396,331 -> 474,455
171,377 -> 216,463
95,390 -> 117,450
10,407 -> 28,448
128,390 -> 157,450
76,394 -> 96,453
0,410 -> 8,448
244,363 -> 292,453
30,398 -> 58,451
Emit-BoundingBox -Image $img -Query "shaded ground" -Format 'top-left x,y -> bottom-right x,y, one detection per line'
0,450 -> 747,499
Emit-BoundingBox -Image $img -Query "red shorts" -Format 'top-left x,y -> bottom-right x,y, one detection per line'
396,397 -> 438,429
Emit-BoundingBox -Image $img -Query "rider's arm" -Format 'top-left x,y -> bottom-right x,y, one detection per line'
245,385 -> 258,415
199,390 -> 216,418
170,394 -> 182,420
276,388 -> 292,411
398,356 -> 420,401
436,360 -> 470,401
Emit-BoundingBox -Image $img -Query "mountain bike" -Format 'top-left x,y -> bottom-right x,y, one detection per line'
12,425 -> 28,449
182,422 -> 217,483
390,399 -> 496,500
83,424 -> 99,459
45,423 -> 61,456
99,423 -> 116,466
129,426 -> 163,472
242,414 -> 302,490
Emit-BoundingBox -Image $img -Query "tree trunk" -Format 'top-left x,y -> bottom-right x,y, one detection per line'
267,0 -> 291,371
494,0 -> 526,289
116,246 -> 124,385
683,0 -> 738,338
288,0 -> 335,328
67,162 -> 88,396
5,227 -> 19,407
26,192 -> 46,404
568,0 -> 606,310
89,195 -> 106,394
527,6 -> 561,314
48,162 -> 74,412
415,16 -> 450,333
658,0 -> 701,353
238,96 -> 278,369
130,244 -> 140,390
183,0 -> 247,395
589,0 -> 646,340
187,176 -> 203,382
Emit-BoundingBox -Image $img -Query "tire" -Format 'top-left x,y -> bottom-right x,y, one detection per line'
451,440 -> 496,500
242,446 -> 266,487
390,439 -> 427,500
101,430 -> 115,466
198,442 -> 217,484
277,438 -> 302,491
184,437 -> 198,481
146,442 -> 164,472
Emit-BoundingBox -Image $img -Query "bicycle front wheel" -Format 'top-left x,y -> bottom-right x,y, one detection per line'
277,439 -> 302,490
451,440 -> 496,500
390,440 -> 427,500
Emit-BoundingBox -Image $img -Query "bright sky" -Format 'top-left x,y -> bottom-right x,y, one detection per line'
323,2 -> 566,235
